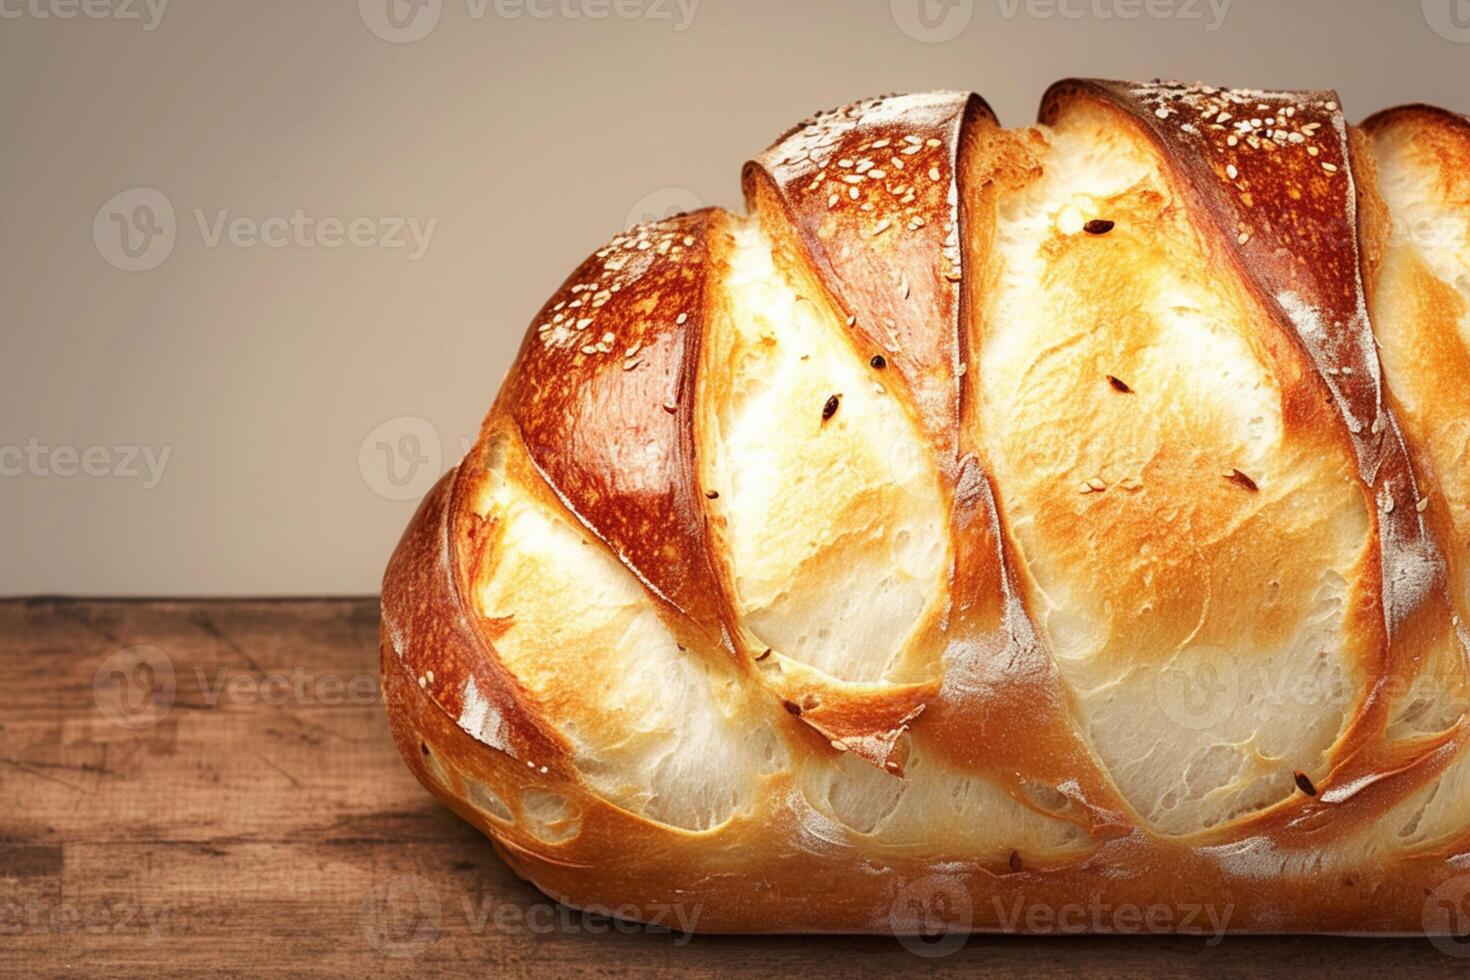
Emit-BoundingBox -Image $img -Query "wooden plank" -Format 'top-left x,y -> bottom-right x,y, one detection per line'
0,598 -> 1461,977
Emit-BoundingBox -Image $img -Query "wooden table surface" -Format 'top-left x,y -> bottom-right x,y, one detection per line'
2,597 -> 1465,978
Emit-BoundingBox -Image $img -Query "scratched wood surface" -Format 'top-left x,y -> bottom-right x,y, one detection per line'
0,597 -> 1463,978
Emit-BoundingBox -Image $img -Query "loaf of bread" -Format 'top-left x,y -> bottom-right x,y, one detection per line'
381,78 -> 1470,936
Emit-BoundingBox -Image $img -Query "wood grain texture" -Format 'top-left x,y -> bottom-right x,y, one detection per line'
0,597 -> 1462,978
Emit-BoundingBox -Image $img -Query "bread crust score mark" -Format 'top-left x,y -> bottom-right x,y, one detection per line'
381,80 -> 1470,934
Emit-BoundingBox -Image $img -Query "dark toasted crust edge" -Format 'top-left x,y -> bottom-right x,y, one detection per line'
381,463 -> 565,767
1362,103 -> 1470,137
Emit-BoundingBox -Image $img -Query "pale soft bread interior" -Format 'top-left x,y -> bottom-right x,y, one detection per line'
1370,120 -> 1470,624
470,433 -> 786,832
700,219 -> 949,685
978,104 -> 1371,836
1364,120 -> 1470,849
1385,631 -> 1470,740
797,734 -> 1086,857
1374,126 -> 1470,350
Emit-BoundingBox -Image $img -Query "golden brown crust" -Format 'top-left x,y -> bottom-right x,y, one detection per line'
742,91 -> 993,461
500,212 -> 740,652
382,80 -> 1470,936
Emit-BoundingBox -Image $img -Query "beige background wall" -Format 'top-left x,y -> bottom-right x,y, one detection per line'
2,0 -> 1466,595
